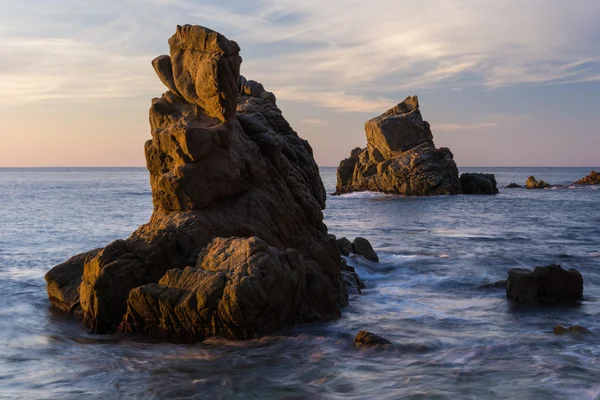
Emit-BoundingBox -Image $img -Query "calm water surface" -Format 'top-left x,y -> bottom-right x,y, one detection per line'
0,167 -> 599,399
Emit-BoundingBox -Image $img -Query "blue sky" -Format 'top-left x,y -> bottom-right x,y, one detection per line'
0,0 -> 599,166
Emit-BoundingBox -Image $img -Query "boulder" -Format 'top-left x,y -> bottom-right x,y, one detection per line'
337,237 -> 353,256
352,237 -> 379,262
335,96 -> 462,196
45,25 -> 347,340
460,173 -> 499,195
526,176 -> 551,189
575,171 -> 600,185
553,325 -> 592,335
354,331 -> 392,348
506,264 -> 583,304
505,183 -> 521,188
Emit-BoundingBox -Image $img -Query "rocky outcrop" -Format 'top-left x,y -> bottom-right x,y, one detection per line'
341,259 -> 366,295
460,173 -> 499,195
526,176 -> 551,189
575,171 -> 600,185
45,25 -> 347,340
352,237 -> 379,262
335,96 -> 462,196
354,331 -> 392,348
506,264 -> 583,304
506,183 -> 521,188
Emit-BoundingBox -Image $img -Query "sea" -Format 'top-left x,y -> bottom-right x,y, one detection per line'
0,166 -> 599,399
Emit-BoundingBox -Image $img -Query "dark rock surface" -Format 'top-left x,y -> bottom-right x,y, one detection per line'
335,96 -> 462,196
352,237 -> 379,262
506,264 -> 583,304
460,173 -> 499,195
505,183 -> 521,188
45,25 -> 347,340
526,176 -> 551,189
354,330 -> 392,348
575,171 -> 600,185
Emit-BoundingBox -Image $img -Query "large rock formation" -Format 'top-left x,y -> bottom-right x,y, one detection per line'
45,25 -> 347,340
335,96 -> 462,196
526,176 -> 551,189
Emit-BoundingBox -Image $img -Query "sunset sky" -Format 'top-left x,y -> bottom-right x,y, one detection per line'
1,0 -> 599,167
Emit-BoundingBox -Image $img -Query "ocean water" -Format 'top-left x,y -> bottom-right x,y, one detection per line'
0,166 -> 599,399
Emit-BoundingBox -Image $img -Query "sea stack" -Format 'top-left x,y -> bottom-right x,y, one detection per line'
335,96 -> 463,196
45,25 -> 348,340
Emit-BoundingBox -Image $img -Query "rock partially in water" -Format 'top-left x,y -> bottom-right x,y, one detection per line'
575,170 -> 600,185
505,183 -> 521,188
460,173 -> 499,195
553,325 -> 592,335
335,96 -> 462,196
354,330 -> 392,348
341,259 -> 366,295
352,237 -> 379,262
506,264 -> 583,304
337,237 -> 353,257
478,280 -> 507,289
526,176 -> 551,189
45,25 -> 347,339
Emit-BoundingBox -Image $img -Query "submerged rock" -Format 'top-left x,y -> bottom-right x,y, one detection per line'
352,237 -> 379,262
45,25 -> 347,340
478,280 -> 507,289
506,264 -> 583,304
505,183 -> 521,188
335,96 -> 462,196
354,330 -> 392,348
553,325 -> 592,335
526,176 -> 551,189
460,173 -> 499,195
341,259 -> 366,294
575,171 -> 600,185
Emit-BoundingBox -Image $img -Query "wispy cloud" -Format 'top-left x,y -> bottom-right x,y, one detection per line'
0,0 -> 599,111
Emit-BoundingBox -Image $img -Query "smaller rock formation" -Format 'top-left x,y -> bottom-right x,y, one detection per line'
553,325 -> 592,335
335,96 -> 462,196
526,176 -> 551,189
506,264 -> 583,304
337,236 -> 379,262
505,183 -> 521,188
460,173 -> 499,195
354,330 -> 392,348
575,171 -> 600,185
352,237 -> 379,262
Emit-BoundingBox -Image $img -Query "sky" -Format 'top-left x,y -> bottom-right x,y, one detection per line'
0,0 -> 599,167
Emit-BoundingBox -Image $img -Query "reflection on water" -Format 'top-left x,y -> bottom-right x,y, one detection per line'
1,167 -> 600,399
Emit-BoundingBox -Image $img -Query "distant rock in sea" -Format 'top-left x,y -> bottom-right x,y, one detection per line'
575,170 -> 600,185
460,173 -> 499,195
45,25 -> 355,341
334,96 -> 462,196
506,264 -> 583,304
526,176 -> 551,189
505,183 -> 521,188
553,324 -> 592,335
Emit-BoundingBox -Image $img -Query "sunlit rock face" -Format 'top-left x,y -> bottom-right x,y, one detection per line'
45,25 -> 347,340
335,96 -> 462,196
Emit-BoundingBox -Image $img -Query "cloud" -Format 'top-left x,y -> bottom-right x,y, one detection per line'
0,0 -> 599,110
